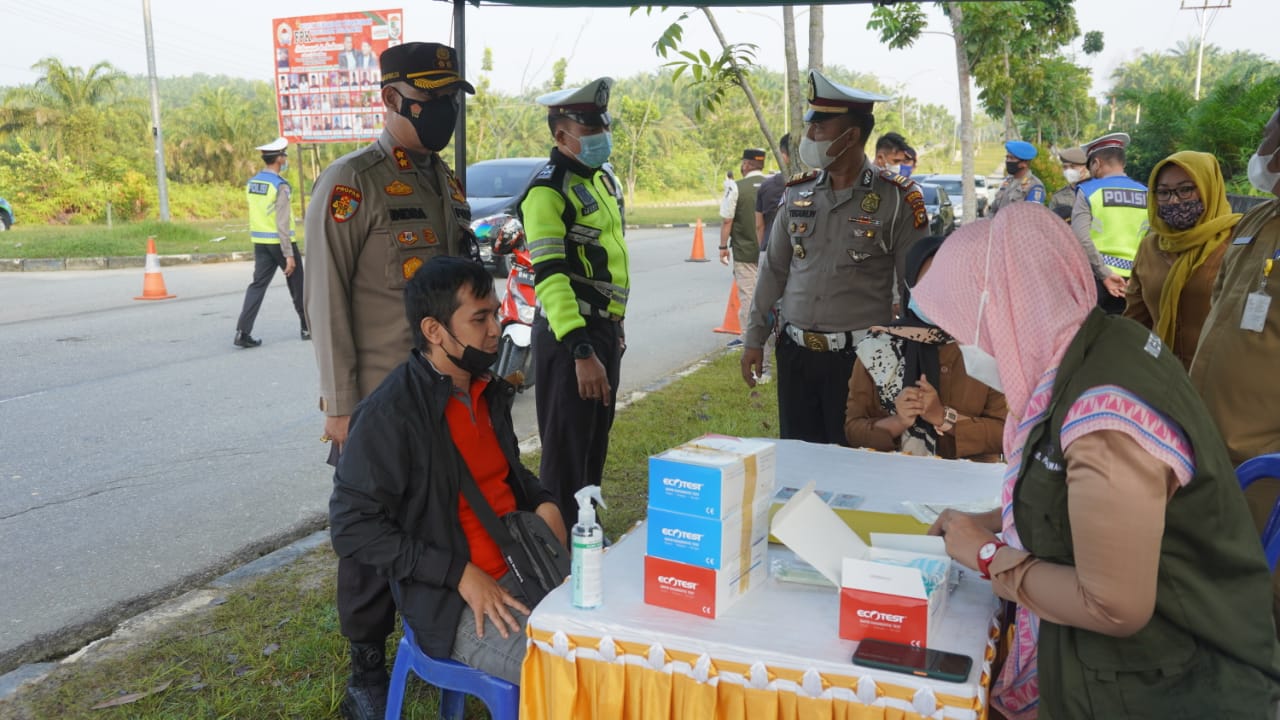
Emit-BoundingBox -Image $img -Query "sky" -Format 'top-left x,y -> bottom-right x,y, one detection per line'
0,0 -> 1269,120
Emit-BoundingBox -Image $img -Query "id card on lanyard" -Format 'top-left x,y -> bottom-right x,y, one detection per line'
1241,247 -> 1278,333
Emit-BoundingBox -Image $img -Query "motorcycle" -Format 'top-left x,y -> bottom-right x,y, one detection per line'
473,214 -> 537,388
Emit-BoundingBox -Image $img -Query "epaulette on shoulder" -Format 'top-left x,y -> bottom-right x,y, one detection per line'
786,169 -> 821,187
526,162 -> 558,187
878,169 -> 917,192
347,144 -> 385,174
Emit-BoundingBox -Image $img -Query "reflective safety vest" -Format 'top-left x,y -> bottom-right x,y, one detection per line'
246,170 -> 296,244
1079,175 -> 1147,278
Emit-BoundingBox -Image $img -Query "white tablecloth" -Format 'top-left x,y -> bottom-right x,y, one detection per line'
523,440 -> 1007,719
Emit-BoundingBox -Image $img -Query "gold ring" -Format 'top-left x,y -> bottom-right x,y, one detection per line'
321,434 -> 331,443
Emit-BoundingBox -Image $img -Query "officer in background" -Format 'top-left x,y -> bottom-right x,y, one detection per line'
1050,145 -> 1089,216
720,147 -> 767,360
519,77 -> 628,527
303,42 -> 475,720
989,140 -> 1045,216
235,137 -> 307,348
1072,132 -> 1148,314
755,133 -> 790,249
742,69 -> 928,444
873,131 -> 911,173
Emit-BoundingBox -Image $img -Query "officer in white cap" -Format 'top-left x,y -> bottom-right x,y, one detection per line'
234,136 -> 307,348
990,139 -> 1045,216
518,77 -> 628,528
1072,131 -> 1149,313
743,69 -> 928,445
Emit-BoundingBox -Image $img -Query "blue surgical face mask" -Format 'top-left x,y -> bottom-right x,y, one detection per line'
898,164 -> 913,177
571,130 -> 613,168
907,295 -> 931,325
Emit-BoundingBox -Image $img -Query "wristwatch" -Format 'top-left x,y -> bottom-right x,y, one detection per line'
572,342 -> 595,360
977,540 -> 1008,580
935,406 -> 959,434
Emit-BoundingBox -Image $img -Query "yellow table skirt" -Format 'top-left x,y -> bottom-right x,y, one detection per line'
520,626 -> 996,720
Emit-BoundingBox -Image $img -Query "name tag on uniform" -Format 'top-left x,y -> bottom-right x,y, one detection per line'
1233,236 -> 1254,245
1242,291 -> 1271,332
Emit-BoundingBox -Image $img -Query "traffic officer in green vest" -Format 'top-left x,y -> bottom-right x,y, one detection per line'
989,140 -> 1045,216
519,77 -> 628,527
234,136 -> 307,348
1072,132 -> 1149,314
719,147 -> 768,366
742,69 -> 928,445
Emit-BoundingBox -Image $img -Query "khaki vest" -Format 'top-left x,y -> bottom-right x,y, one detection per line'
1014,310 -> 1280,718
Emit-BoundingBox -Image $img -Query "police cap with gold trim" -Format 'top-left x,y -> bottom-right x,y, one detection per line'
804,69 -> 891,123
380,42 -> 475,94
537,77 -> 613,128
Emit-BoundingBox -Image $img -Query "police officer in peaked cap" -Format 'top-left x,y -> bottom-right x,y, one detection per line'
743,69 -> 928,445
306,40 -> 477,720
990,139 -> 1046,216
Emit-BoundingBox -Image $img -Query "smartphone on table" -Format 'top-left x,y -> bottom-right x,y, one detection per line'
851,638 -> 973,683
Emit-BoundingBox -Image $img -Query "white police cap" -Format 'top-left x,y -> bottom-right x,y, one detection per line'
805,69 -> 891,122
255,137 -> 288,153
537,77 -> 614,127
1082,132 -> 1130,159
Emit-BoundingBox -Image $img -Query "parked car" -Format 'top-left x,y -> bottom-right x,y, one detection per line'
465,157 -> 547,276
917,182 -> 956,238
913,174 -> 986,220
0,197 -> 13,231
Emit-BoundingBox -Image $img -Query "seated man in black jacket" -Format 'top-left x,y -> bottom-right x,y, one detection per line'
329,256 -> 566,704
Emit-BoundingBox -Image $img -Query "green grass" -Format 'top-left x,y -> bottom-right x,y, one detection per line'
0,220 -> 262,259
0,351 -> 776,719
625,203 -> 720,228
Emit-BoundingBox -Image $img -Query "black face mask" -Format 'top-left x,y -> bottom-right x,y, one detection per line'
396,93 -> 458,152
1005,160 -> 1022,176
444,329 -> 498,377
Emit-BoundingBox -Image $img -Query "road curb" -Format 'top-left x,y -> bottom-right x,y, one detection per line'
0,225 -> 719,272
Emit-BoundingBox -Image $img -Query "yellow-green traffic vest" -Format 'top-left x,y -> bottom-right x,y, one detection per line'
1079,175 -> 1147,278
246,171 -> 296,244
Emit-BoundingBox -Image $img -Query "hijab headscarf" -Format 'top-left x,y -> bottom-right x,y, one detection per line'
1146,151 -> 1241,348
913,203 -> 1097,718
855,235 -> 950,456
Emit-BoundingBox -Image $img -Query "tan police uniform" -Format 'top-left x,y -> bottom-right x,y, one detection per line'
304,129 -> 473,418
990,172 -> 1046,215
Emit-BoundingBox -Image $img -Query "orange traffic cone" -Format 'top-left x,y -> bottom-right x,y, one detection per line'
714,280 -> 742,335
685,218 -> 709,262
134,236 -> 176,301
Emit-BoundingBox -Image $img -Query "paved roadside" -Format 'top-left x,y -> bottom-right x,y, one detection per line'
0,222 -> 723,273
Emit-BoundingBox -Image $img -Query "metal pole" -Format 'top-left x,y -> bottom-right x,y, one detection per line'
141,0 -> 171,222
1194,15 -> 1206,101
296,144 -> 308,231
453,0 -> 467,186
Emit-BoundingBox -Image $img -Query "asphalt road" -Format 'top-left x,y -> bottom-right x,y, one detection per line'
0,225 -> 735,672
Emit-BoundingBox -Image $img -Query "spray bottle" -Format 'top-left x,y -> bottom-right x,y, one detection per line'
571,485 -> 607,609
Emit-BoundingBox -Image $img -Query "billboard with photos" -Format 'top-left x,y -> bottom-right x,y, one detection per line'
273,9 -> 403,144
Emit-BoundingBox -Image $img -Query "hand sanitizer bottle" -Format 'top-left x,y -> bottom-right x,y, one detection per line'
571,485 -> 607,609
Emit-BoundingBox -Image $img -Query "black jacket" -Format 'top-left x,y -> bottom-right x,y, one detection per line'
328,350 -> 554,656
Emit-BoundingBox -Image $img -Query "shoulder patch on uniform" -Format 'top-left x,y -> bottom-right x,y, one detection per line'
1026,185 -> 1046,204
329,185 -> 361,223
535,163 -> 555,180
905,189 -> 928,229
878,169 -> 917,192
786,169 -> 821,187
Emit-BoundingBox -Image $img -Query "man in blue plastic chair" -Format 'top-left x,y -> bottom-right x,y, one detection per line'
329,256 -> 566,717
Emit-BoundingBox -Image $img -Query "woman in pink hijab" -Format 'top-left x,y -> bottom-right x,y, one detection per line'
913,203 -> 1279,719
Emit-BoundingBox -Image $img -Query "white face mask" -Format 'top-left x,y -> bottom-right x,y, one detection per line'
1063,168 -> 1083,184
1247,149 -> 1280,195
799,127 -> 852,170
959,226 -> 1004,393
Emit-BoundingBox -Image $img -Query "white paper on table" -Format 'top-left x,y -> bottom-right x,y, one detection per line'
769,481 -> 869,585
901,498 -> 1000,526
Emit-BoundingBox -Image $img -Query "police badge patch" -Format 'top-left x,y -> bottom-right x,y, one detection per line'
861,192 -> 880,213
397,230 -> 418,246
329,185 -> 362,223
384,180 -> 413,196
392,147 -> 413,171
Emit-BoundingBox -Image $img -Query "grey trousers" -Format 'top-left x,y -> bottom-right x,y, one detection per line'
448,572 -> 531,685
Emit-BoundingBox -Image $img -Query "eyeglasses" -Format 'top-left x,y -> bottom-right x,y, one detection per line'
1154,184 -> 1198,202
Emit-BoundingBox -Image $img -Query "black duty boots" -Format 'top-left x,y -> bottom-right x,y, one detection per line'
339,641 -> 388,720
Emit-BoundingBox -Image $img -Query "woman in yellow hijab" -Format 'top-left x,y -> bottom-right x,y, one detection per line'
1125,150 -> 1242,369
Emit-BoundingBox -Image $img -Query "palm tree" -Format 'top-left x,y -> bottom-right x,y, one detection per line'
1,58 -> 127,165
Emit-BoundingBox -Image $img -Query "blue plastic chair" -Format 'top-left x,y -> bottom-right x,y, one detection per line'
385,621 -> 520,720
1236,452 -> 1280,572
